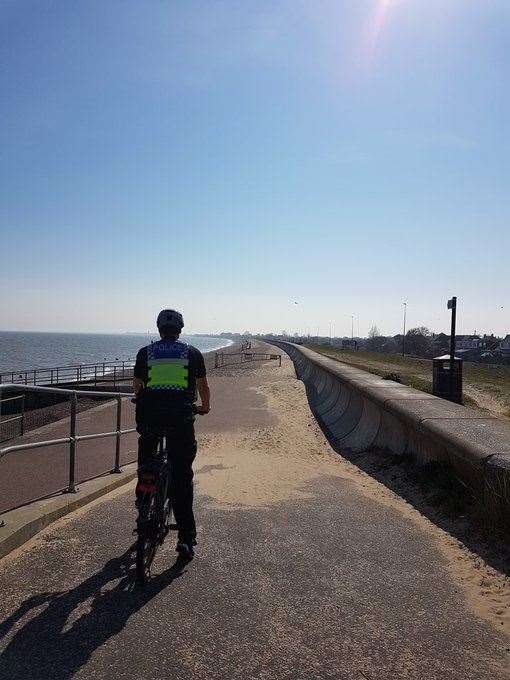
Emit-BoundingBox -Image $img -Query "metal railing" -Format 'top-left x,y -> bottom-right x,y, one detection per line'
0,394 -> 25,443
215,351 -> 281,368
0,384 -> 136,520
0,359 -> 135,388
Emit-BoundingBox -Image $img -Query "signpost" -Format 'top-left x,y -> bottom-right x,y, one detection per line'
447,296 -> 457,400
433,296 -> 462,404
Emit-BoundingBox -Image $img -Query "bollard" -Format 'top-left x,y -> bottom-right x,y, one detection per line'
66,393 -> 78,493
113,396 -> 122,473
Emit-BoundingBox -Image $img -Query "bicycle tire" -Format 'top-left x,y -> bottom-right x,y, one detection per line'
136,493 -> 159,582
136,467 -> 171,582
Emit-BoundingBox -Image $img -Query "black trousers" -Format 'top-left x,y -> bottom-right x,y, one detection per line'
137,422 -> 197,542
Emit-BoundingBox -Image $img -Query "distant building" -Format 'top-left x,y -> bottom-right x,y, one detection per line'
499,335 -> 510,357
455,335 -> 484,350
434,334 -> 483,351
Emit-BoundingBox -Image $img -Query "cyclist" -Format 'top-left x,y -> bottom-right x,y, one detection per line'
133,309 -> 210,560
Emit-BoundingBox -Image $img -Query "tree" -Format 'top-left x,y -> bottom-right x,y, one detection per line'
405,327 -> 433,356
409,326 -> 432,337
366,325 -> 386,351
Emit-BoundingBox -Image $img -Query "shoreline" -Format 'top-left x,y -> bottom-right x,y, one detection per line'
0,335 -> 234,376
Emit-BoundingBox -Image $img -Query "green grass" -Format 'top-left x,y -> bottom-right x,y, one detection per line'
305,344 -> 510,415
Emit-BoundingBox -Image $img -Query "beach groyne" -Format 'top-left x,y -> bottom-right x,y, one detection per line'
271,340 -> 510,525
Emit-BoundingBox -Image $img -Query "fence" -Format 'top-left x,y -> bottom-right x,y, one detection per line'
0,394 -> 25,443
0,359 -> 135,388
214,351 -> 281,368
0,384 -> 136,520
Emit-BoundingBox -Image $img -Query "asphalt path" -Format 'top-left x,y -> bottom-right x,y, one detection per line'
0,354 -> 508,679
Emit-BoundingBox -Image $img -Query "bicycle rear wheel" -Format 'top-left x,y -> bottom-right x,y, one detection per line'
136,493 -> 159,583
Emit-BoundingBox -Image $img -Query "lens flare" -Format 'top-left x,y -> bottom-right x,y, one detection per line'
364,0 -> 403,66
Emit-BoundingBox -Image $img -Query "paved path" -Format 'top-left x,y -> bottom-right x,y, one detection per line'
0,353 -> 508,679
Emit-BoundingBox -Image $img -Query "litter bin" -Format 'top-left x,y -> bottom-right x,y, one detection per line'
432,355 -> 463,404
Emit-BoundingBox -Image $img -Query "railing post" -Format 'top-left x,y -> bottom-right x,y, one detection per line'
20,395 -> 25,436
94,365 -> 97,386
113,366 -> 116,386
66,393 -> 78,493
112,396 -> 122,473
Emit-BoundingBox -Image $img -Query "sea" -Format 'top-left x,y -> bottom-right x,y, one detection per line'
0,332 -> 232,374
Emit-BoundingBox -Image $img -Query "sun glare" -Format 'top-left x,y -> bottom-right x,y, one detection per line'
364,0 -> 403,66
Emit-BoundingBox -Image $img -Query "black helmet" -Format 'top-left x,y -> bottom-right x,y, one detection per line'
156,309 -> 184,332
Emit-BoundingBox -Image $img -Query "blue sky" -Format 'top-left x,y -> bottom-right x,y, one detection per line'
1,0 -> 508,336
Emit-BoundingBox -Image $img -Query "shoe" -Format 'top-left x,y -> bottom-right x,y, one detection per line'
176,541 -> 195,560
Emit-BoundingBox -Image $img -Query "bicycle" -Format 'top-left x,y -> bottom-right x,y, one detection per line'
134,405 -> 204,584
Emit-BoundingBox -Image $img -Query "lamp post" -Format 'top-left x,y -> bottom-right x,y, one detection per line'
344,314 -> 356,343
402,302 -> 407,357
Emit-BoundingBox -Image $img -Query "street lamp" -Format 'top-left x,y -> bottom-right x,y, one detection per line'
402,302 -> 407,357
345,314 -> 357,343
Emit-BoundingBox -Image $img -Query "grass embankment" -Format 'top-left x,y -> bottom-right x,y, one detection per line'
304,344 -> 510,419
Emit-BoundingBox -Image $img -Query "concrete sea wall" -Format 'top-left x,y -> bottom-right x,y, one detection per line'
272,341 -> 510,525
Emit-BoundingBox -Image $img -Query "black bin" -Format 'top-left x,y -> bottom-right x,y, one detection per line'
432,355 -> 463,404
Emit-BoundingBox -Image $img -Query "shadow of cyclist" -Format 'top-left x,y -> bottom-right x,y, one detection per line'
0,546 -> 189,679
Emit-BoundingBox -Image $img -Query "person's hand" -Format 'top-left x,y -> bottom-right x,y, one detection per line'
195,405 -> 210,415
